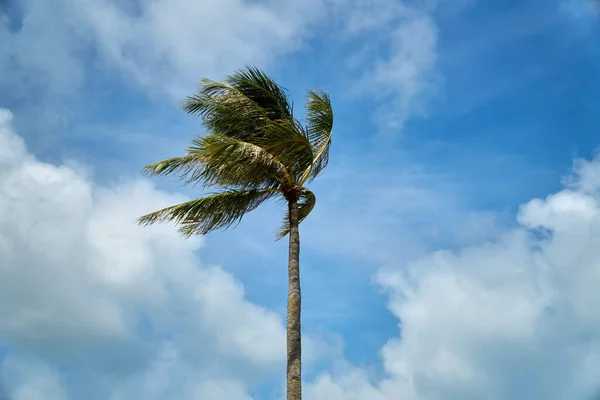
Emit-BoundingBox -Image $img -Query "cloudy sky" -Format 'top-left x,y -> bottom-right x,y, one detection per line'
1,0 -> 600,399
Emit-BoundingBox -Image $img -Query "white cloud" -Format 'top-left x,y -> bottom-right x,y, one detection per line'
0,356 -> 67,400
327,0 -> 406,34
368,15 -> 438,132
107,343 -> 252,400
68,0 -> 325,98
0,1 -> 85,101
1,0 -> 449,138
345,0 -> 476,133
306,156 -> 600,399
347,2 -> 440,133
0,0 -> 326,104
0,0 -> 327,139
0,0 -> 85,137
0,108 -> 286,398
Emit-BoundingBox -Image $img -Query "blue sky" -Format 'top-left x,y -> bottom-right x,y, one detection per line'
1,0 -> 600,399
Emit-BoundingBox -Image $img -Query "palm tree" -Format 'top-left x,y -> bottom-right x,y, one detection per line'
137,66 -> 333,400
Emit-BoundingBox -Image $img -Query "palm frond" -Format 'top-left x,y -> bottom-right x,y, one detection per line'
142,125 -> 315,191
141,136 -> 283,190
182,80 -> 311,164
141,69 -> 331,242
276,189 -> 316,240
259,119 -> 314,178
182,85 -> 268,143
226,66 -> 293,121
142,155 -> 204,179
300,89 -> 333,185
137,189 -> 277,237
186,133 -> 289,189
182,66 -> 294,144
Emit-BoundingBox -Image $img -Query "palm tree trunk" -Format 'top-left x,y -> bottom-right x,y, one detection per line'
286,198 -> 302,400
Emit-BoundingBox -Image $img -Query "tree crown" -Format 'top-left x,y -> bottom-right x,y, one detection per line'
138,66 -> 333,240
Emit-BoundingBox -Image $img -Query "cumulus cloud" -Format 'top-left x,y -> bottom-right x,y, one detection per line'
107,343 -> 253,400
0,0 -> 317,104
0,0 -> 327,139
307,156 -> 600,399
0,356 -> 67,400
1,0 -> 452,139
0,108 -> 286,398
67,0 -> 325,98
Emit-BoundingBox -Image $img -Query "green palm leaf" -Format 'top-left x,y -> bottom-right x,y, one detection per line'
137,189 -> 276,237
143,138 -> 283,190
182,66 -> 294,145
259,119 -> 314,179
142,154 -> 205,180
182,86 -> 269,142
226,65 -> 293,121
187,134 -> 290,189
300,89 -> 333,185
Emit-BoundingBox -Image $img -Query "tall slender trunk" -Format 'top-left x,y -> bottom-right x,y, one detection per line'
286,198 -> 302,400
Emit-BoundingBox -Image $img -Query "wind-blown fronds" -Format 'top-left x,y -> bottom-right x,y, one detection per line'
143,154 -> 205,179
186,134 -> 287,189
137,189 -> 276,236
181,66 -> 294,145
259,119 -> 314,179
143,127 -> 313,190
276,189 -> 316,240
300,90 -> 333,185
139,66 -> 333,239
182,85 -> 269,142
226,66 -> 293,120
142,140 -> 282,190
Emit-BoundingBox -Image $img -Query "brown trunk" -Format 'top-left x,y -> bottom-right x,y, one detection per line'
286,198 -> 302,400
